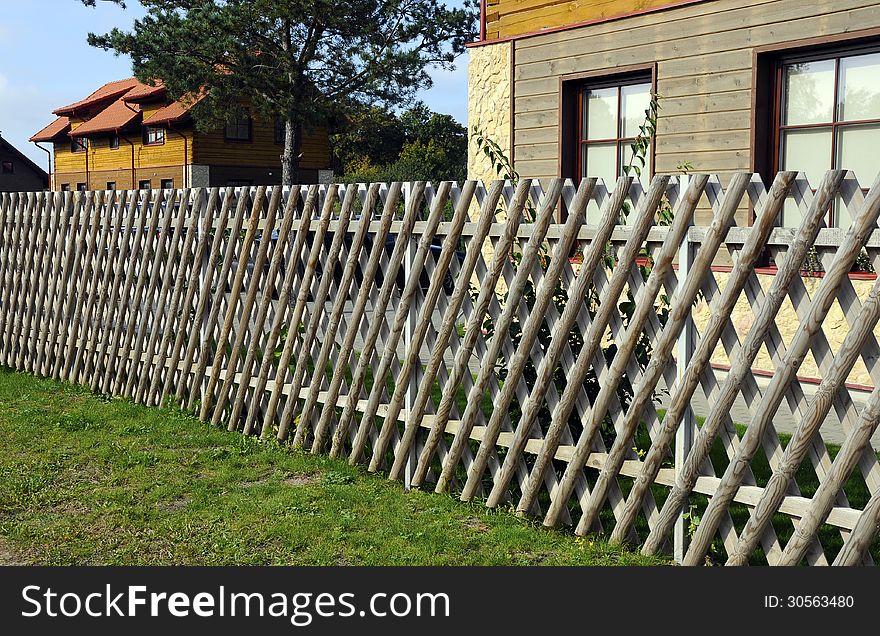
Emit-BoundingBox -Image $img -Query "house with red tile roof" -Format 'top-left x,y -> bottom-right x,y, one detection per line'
31,78 -> 332,191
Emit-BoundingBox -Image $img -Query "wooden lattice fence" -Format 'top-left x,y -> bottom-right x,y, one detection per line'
1,171 -> 880,566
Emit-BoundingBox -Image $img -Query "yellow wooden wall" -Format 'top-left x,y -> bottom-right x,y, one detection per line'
192,117 -> 331,170
53,111 -> 331,190
55,115 -> 194,176
486,0 -> 686,39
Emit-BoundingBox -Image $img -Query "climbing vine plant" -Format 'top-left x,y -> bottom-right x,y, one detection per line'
469,92 -> 671,462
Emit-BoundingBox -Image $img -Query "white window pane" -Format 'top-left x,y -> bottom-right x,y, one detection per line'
621,83 -> 652,138
783,60 -> 835,125
780,128 -> 832,227
839,53 -> 880,121
583,142 -> 617,184
583,142 -> 617,224
836,123 -> 880,175
836,123 -> 880,227
585,87 -> 618,140
781,128 -> 832,186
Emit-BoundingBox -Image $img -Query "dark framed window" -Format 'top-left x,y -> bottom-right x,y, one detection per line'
110,134 -> 120,150
161,179 -> 174,189
1,161 -> 13,174
61,183 -> 71,192
560,66 -> 654,224
71,137 -> 88,153
139,180 -> 152,190
106,181 -> 116,191
143,126 -> 165,146
274,116 -> 285,144
758,41 -> 880,228
225,115 -> 253,142
577,77 -> 653,185
76,183 -> 87,192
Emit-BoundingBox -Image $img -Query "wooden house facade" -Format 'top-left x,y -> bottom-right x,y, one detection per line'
31,78 -> 332,192
0,133 -> 48,192
468,0 -> 880,228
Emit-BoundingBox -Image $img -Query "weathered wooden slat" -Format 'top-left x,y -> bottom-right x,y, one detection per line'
463,180 -> 590,500
45,192 -> 88,378
6,193 -> 39,367
683,172 -> 880,565
73,191 -> 128,382
577,174 -> 749,535
834,485 -> 880,565
543,175 -> 704,529
413,180 -> 531,488
436,179 -> 564,494
17,193 -> 53,373
90,191 -> 143,391
316,184 -> 399,452
188,188 -> 252,412
210,186 -> 281,427
122,189 -> 181,398
641,171 -> 846,557
109,189 -> 165,394
337,182 -> 423,460
300,184 -> 381,449
141,189 -> 205,405
351,181 -> 463,471
366,181 -> 473,470
243,185 -> 316,437
32,192 -> 71,377
730,273 -> 880,564
225,187 -> 302,430
611,172 -> 796,545
515,176 -> 669,515
282,184 -> 359,443
0,193 -> 25,363
261,185 -> 339,438
178,187 -> 240,408
150,188 -> 216,406
61,191 -> 107,382
347,182 -> 450,459
387,181 -> 505,480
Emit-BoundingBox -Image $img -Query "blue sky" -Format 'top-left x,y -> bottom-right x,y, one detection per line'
0,0 -> 470,169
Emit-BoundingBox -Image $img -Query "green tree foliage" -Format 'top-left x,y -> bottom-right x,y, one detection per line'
335,103 -> 467,182
81,0 -> 478,184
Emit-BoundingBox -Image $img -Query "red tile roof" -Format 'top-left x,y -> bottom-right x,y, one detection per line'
142,91 -> 205,126
35,79 -> 204,142
69,98 -> 141,136
123,80 -> 167,103
30,116 -> 71,142
53,78 -> 141,116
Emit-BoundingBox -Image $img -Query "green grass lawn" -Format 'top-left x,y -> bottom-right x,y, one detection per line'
0,369 -> 664,566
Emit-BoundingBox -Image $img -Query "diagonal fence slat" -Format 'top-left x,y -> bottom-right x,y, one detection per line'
3,173 -> 880,566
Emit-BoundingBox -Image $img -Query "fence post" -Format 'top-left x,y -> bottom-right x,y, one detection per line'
402,181 -> 418,488
197,190 -> 214,406
674,174 -> 696,563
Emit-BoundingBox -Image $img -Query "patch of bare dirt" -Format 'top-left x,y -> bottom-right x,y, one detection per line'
462,517 -> 490,532
282,473 -> 320,487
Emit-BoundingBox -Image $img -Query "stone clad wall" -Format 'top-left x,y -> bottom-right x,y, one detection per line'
691,272 -> 878,387
467,42 -> 512,189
